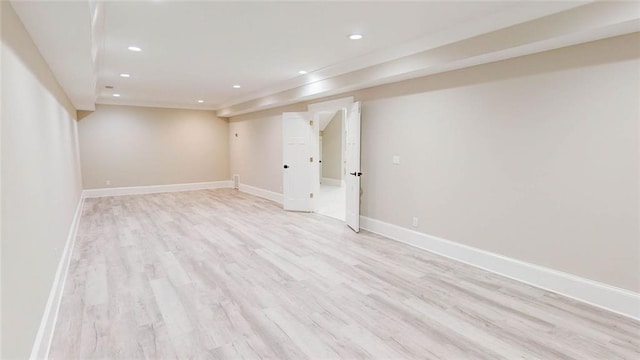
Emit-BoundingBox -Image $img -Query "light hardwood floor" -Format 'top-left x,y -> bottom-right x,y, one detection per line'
50,189 -> 640,359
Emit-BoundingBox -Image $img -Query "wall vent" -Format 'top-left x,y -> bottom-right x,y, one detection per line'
232,174 -> 240,189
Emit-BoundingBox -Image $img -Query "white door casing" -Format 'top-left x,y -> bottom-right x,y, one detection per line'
345,102 -> 362,232
282,112 -> 317,212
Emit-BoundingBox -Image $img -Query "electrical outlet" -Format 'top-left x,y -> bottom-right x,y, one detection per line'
412,216 -> 419,227
105,180 -> 111,186
393,155 -> 401,165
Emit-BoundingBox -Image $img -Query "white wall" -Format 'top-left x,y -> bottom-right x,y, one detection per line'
1,2 -> 83,358
78,105 -> 230,189
228,33 -> 640,293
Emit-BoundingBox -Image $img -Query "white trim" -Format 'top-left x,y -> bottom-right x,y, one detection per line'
321,177 -> 343,187
83,180 -> 232,198
360,216 -> 640,321
238,183 -> 283,204
30,194 -> 86,360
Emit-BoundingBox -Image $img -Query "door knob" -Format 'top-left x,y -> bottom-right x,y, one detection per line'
350,172 -> 362,176
284,165 -> 289,169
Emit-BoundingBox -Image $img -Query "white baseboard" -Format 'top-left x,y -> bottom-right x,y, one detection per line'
83,180 -> 232,198
30,194 -> 86,360
238,183 -> 283,204
360,216 -> 640,321
321,177 -> 343,187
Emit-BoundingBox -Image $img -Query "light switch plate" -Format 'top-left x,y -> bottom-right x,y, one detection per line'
393,155 -> 401,165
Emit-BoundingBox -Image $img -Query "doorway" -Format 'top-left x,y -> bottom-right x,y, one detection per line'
317,110 -> 346,221
282,96 -> 361,232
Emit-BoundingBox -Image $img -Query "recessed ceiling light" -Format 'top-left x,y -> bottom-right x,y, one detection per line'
197,100 -> 204,103
298,70 -> 307,75
233,85 -> 241,88
127,46 -> 142,52
113,93 -> 121,97
120,73 -> 131,78
348,34 -> 363,40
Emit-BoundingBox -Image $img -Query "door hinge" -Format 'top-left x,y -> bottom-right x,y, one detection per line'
310,193 -> 314,198
309,120 -> 314,126
309,156 -> 313,162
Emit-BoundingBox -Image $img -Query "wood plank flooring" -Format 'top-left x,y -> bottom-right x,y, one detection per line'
49,189 -> 640,359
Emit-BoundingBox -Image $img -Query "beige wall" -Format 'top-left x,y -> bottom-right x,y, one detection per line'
359,33 -> 640,292
1,2 -> 83,358
229,33 -> 640,292
322,111 -> 343,181
229,104 -> 306,193
78,105 -> 230,189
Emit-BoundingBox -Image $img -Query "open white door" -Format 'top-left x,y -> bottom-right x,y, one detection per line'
310,116 -> 320,211
345,102 -> 361,232
283,112 -> 318,212
319,136 -> 323,183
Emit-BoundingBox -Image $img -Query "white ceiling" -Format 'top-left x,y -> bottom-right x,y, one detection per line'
96,1 -> 517,108
9,1 -> 640,115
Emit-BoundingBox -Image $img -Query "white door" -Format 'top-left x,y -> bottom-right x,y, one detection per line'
282,112 -> 317,211
310,115 -> 320,210
319,136 -> 323,183
345,102 -> 362,232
